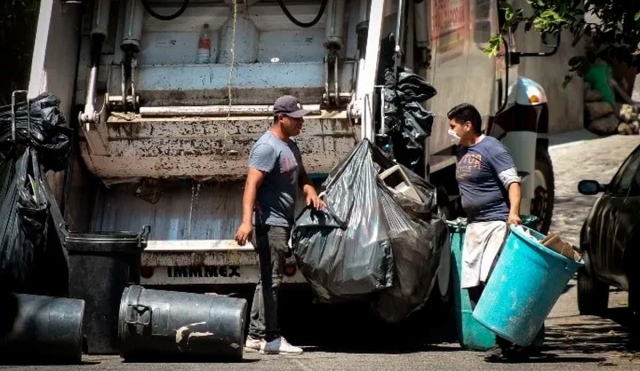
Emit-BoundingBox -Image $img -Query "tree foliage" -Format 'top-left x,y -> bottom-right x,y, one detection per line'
485,0 -> 640,85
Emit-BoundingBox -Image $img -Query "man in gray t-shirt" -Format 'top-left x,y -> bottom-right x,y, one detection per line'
235,95 -> 324,355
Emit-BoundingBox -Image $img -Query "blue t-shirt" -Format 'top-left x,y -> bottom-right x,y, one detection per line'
249,130 -> 303,227
456,136 -> 516,222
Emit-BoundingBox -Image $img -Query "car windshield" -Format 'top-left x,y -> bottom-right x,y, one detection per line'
608,145 -> 640,196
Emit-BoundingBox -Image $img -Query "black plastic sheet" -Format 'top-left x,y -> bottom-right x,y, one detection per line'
291,140 -> 448,322
0,93 -> 71,294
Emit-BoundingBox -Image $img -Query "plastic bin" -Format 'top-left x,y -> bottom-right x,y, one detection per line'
473,225 -> 583,346
449,216 -> 542,351
64,225 -> 150,354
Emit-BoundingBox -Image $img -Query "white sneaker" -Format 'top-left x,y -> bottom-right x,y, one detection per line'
260,336 -> 303,355
245,335 -> 264,352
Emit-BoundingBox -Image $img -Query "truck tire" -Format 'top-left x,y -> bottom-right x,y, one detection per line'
577,267 -> 609,316
532,146 -> 555,234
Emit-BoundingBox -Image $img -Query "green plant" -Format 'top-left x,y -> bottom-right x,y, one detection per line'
485,0 -> 640,86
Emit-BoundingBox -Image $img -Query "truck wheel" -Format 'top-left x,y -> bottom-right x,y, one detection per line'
532,146 -> 555,234
577,267 -> 609,316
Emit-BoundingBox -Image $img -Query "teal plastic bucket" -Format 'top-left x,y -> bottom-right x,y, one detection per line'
449,217 -> 543,351
472,225 -> 583,346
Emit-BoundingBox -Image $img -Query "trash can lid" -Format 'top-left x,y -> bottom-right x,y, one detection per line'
65,231 -> 144,253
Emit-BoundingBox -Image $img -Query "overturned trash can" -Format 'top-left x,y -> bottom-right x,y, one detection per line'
0,292 -> 85,364
449,216 -> 544,351
118,285 -> 247,361
65,225 -> 150,354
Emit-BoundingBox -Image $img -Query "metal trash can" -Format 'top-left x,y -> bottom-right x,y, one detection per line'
0,292 -> 85,364
64,225 -> 150,354
119,285 -> 247,361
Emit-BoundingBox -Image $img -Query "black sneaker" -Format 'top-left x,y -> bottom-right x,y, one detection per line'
484,345 -> 506,362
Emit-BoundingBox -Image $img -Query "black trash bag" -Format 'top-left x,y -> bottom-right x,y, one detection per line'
0,93 -> 72,172
366,148 -> 449,323
0,148 -> 49,293
291,140 -> 395,302
0,93 -> 71,295
292,140 -> 449,323
376,33 -> 438,172
372,195 -> 448,323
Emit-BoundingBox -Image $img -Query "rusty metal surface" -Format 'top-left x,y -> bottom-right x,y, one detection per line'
142,249 -> 258,267
81,115 -> 359,180
91,178 -> 310,239
92,179 -> 245,239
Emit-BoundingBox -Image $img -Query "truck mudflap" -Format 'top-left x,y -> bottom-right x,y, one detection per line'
139,239 -> 306,285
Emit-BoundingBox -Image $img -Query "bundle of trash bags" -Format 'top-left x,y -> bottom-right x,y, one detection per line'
292,140 -> 449,323
377,33 -> 437,172
0,93 -> 71,295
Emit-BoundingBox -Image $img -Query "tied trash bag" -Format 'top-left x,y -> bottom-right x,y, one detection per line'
0,93 -> 71,295
292,140 -> 449,323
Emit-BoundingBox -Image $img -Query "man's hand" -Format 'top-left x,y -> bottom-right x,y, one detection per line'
306,193 -> 325,209
235,222 -> 253,246
507,213 -> 522,226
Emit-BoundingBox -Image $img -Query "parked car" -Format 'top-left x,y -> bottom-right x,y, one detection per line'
576,144 -> 640,320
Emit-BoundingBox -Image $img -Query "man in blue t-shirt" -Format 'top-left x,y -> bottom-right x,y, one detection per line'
235,95 -> 324,355
448,103 -> 525,362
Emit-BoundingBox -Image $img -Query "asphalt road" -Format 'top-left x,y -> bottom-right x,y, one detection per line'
2,133 -> 639,371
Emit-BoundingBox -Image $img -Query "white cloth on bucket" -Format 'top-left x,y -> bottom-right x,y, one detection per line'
461,220 -> 509,289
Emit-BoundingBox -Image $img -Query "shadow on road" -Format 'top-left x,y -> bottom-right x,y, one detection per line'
541,307 -> 638,361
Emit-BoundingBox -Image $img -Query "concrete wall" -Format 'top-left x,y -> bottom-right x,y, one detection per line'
511,0 -> 585,135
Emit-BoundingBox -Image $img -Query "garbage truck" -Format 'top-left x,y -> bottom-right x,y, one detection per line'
28,0 -> 558,299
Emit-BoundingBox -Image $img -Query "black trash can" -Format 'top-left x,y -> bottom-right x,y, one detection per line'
0,292 -> 85,364
119,285 -> 247,361
64,225 -> 150,355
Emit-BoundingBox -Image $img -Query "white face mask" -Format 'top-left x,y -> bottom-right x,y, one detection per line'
448,128 -> 461,144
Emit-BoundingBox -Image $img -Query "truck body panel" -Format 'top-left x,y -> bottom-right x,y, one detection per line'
27,0 -> 564,292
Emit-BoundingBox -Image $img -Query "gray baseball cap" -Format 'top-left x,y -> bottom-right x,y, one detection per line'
273,95 -> 309,118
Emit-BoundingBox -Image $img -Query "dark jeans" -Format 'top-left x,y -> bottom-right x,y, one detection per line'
248,225 -> 290,342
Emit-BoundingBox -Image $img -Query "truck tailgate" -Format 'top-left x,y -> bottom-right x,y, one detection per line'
140,239 -> 306,285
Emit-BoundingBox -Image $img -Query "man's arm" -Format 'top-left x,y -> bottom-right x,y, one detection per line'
490,144 -> 522,225
507,181 -> 522,225
298,167 -> 325,209
298,168 -> 315,195
235,168 -> 265,245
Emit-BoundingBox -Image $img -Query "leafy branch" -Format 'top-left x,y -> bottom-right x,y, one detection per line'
484,0 -> 640,87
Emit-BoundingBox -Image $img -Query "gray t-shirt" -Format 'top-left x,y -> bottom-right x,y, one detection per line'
249,130 -> 303,227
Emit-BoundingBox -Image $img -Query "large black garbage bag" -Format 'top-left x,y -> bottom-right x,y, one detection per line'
0,149 -> 49,292
372,191 -> 449,323
0,93 -> 71,295
292,140 -> 449,323
292,140 -> 395,302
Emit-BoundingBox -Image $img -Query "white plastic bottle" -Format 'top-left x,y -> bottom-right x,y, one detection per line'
196,23 -> 211,64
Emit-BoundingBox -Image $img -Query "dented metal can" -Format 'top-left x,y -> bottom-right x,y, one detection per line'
118,285 -> 247,361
